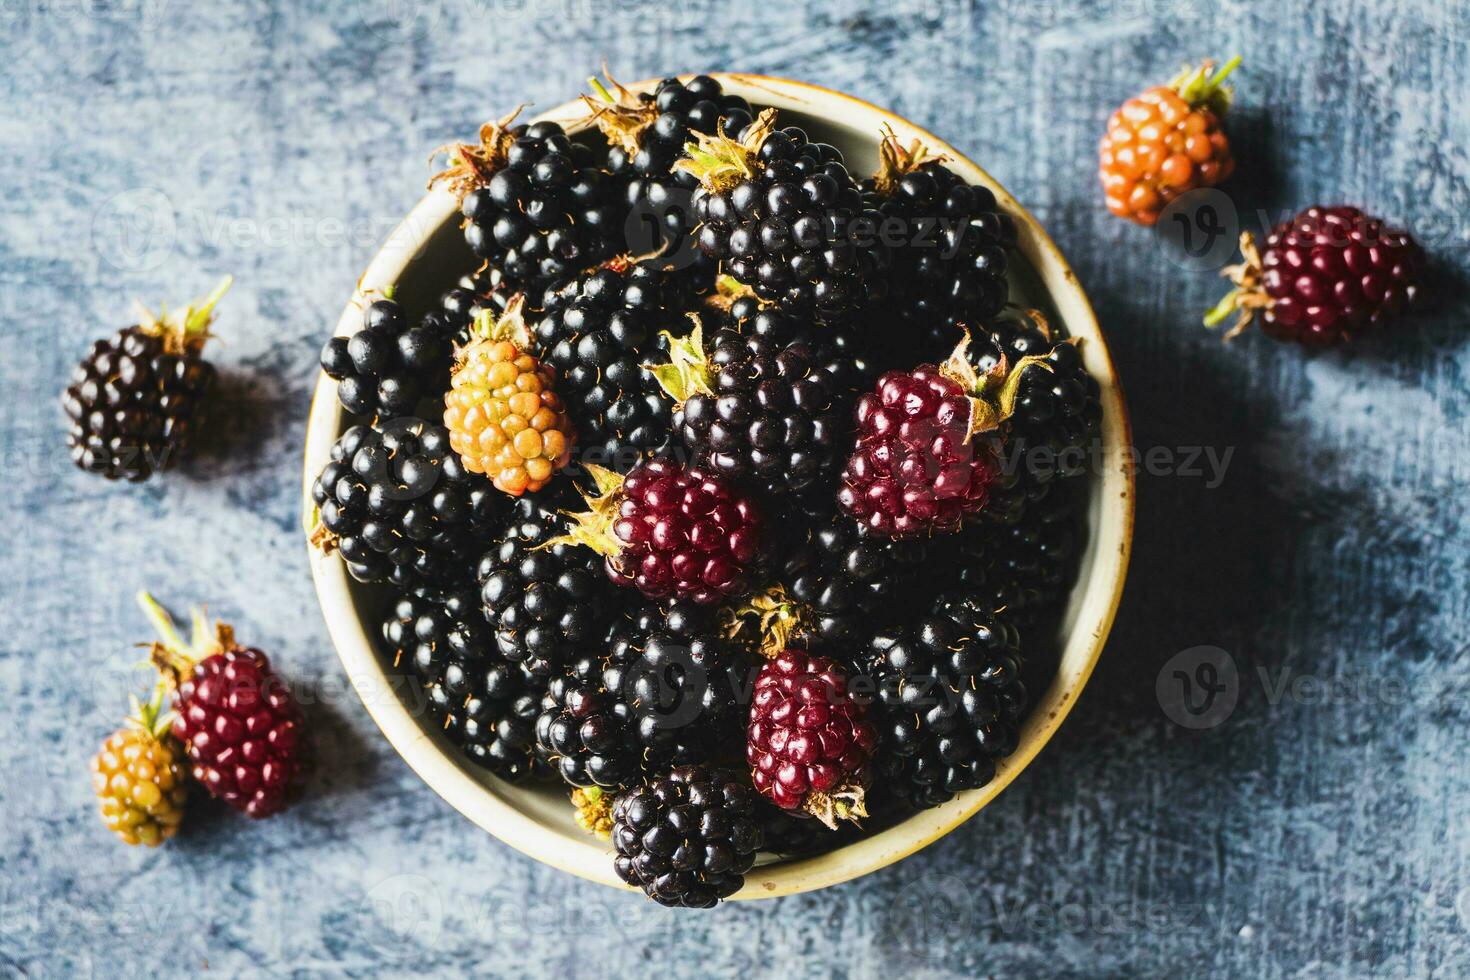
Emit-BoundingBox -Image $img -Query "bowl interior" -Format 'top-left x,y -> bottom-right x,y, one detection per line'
304,74 -> 1133,899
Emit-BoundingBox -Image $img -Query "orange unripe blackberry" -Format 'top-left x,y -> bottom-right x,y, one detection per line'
1099,57 -> 1240,225
443,295 -> 575,495
91,683 -> 188,847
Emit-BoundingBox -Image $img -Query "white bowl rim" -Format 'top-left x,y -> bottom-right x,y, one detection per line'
302,72 -> 1135,901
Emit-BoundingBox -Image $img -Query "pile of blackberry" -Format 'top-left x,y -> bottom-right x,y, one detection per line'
305,78 -> 1103,908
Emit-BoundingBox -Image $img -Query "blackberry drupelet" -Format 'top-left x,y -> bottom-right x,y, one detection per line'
678,109 -> 889,321
381,590 -> 540,779
653,315 -> 847,498
863,133 -> 1015,361
309,420 -> 504,592
1205,205 -> 1424,345
477,492 -> 614,680
63,277 -> 230,482
533,261 -> 683,468
603,601 -> 744,770
534,652 -> 638,789
868,591 -> 1028,810
320,297 -> 448,418
432,112 -> 624,292
585,74 -> 753,251
611,764 -> 763,907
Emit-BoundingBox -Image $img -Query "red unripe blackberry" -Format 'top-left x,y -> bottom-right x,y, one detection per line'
1204,205 -> 1424,345
553,459 -> 767,606
1099,57 -> 1240,225
62,277 -> 230,482
747,648 -> 876,826
141,593 -> 306,819
611,764 -> 764,907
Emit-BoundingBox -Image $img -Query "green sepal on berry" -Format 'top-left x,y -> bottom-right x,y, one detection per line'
869,125 -> 946,199
543,462 -> 627,558
937,324 -> 1061,436
571,786 -> 613,839
720,583 -> 817,659
428,106 -> 526,200
465,293 -> 534,350
133,275 -> 233,357
138,590 -> 237,683
1202,231 -> 1271,339
672,107 -> 778,194
645,315 -> 714,405
581,71 -> 657,156
1168,55 -> 1243,116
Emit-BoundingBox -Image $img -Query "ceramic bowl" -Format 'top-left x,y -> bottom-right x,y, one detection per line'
303,73 -> 1134,900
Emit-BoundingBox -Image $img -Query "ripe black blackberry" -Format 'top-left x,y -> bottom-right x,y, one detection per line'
319,297 -> 449,418
432,111 -> 624,292
381,590 -> 540,780
862,133 -> 1016,361
979,318 -> 1103,488
720,287 -> 875,395
766,516 -> 933,650
477,491 -> 615,680
679,109 -> 889,321
309,420 -> 503,592
651,314 -> 846,500
952,481 -> 1085,632
534,651 -> 639,790
611,764 -> 763,907
533,261 -> 684,468
585,75 -> 753,249
868,591 -> 1029,810
62,277 -> 230,482
603,601 -> 744,769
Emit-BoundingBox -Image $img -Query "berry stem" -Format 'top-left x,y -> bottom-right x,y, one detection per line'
138,591 -> 233,679
1202,287 -> 1245,328
646,315 -> 714,405
1170,55 -> 1242,116
544,463 -> 626,558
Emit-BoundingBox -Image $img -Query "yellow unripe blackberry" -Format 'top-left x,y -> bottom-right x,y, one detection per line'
444,296 -> 574,495
91,683 -> 188,847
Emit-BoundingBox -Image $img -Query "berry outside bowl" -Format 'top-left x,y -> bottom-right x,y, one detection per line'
302,73 -> 1135,900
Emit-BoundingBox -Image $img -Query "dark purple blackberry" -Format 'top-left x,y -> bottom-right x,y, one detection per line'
656,317 -> 846,499
585,74 -> 753,252
534,652 -> 638,790
532,261 -> 683,468
319,298 -> 448,418
477,492 -> 615,680
722,290 -> 875,395
680,110 -> 889,322
62,278 -> 229,482
862,137 -> 1016,360
602,602 -> 744,770
309,420 -> 504,591
611,764 -> 763,907
432,113 -> 624,292
381,590 -> 540,780
868,592 -> 1028,810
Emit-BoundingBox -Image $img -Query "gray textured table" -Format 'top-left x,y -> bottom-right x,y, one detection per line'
4,0 -> 1468,976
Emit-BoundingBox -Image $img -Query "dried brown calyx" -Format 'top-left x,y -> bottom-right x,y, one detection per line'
428,106 -> 526,201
